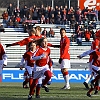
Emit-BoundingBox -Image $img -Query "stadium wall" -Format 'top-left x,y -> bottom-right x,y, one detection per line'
1,68 -> 91,83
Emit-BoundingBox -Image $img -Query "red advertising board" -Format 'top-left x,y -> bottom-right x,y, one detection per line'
79,0 -> 100,10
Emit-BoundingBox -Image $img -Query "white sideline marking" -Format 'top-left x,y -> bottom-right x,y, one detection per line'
3,68 -> 89,71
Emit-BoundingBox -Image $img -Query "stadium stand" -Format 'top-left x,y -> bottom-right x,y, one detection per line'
0,0 -> 100,70
0,22 -> 92,69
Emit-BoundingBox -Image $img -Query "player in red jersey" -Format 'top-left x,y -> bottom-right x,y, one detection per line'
5,26 -> 44,48
28,37 -> 52,99
20,41 -> 53,92
77,42 -> 100,97
6,29 -> 36,50
37,56 -> 53,93
0,43 -> 7,74
5,26 -> 57,87
5,26 -> 57,91
20,41 -> 37,88
83,30 -> 100,90
59,28 -> 70,89
5,26 -> 58,48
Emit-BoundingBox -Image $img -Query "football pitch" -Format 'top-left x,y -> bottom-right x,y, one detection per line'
0,83 -> 100,100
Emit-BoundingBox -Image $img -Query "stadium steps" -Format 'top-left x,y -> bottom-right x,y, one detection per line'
0,23 -> 96,68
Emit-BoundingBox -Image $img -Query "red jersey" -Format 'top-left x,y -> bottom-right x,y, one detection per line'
89,39 -> 100,62
91,39 -> 100,50
35,34 -> 44,39
33,34 -> 53,47
34,47 -> 50,67
10,34 -> 52,49
23,50 -> 36,67
85,31 -> 91,40
11,35 -> 36,46
90,50 -> 100,67
60,35 -> 70,59
0,44 -> 5,60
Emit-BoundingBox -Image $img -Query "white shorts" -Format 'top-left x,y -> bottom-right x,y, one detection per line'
37,75 -> 52,84
26,66 -> 34,75
60,59 -> 70,69
33,64 -> 50,79
38,77 -> 43,84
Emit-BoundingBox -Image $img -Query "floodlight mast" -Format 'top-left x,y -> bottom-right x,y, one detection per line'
17,0 -> 19,9
52,0 -> 54,9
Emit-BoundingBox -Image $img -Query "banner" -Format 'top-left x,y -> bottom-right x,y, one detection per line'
1,68 -> 91,83
79,0 -> 100,10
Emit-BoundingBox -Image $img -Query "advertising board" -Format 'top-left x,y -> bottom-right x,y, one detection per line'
1,68 -> 91,83
79,0 -> 100,10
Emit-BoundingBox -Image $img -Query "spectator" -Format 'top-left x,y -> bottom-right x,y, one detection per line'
70,15 -> 76,29
40,14 -> 46,24
83,15 -> 89,28
91,20 -> 96,29
33,8 -> 38,20
75,22 -> 79,34
27,14 -> 32,20
91,7 -> 98,21
15,13 -> 21,23
62,7 -> 67,25
49,14 -> 55,24
84,28 -> 91,42
10,15 -> 16,23
55,11 -> 62,24
0,23 -> 5,32
22,15 -> 27,26
81,7 -> 89,18
7,3 -> 13,19
42,28 -> 48,37
75,6 -> 82,22
70,33 -> 76,42
13,7 -> 20,17
76,31 -> 82,46
79,25 -> 85,33
21,5 -> 28,18
7,19 -> 14,28
68,6 -> 75,21
90,29 -> 95,40
49,7 -> 55,20
14,19 -> 19,28
88,23 -> 94,31
44,7 -> 49,24
48,28 -> 55,37
23,24 -> 28,33
2,11 -> 8,24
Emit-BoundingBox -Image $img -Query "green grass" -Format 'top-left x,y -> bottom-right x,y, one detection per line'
0,83 -> 100,100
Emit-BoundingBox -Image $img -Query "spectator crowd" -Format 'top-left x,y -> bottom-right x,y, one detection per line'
1,3 -> 100,44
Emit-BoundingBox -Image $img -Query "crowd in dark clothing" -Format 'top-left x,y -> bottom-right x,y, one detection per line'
2,3 -> 100,27
1,3 -> 100,44
70,22 -> 96,46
